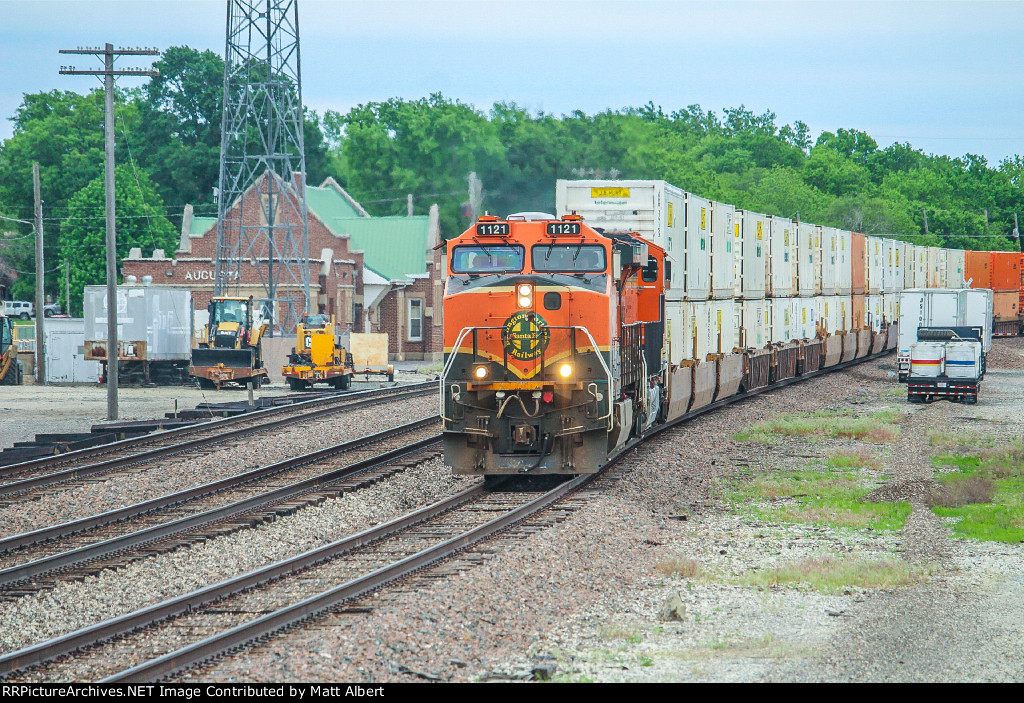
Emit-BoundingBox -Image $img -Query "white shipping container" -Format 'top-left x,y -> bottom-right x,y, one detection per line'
926,247 -> 948,288
665,299 -> 692,363
904,243 -> 917,289
837,295 -> 854,332
768,297 -> 796,344
946,249 -> 966,288
897,288 -> 992,354
836,230 -> 853,294
792,296 -> 819,339
820,226 -> 838,295
84,285 -> 193,361
916,247 -> 929,288
684,193 -> 713,300
44,318 -> 101,383
689,300 -> 738,358
556,179 -> 687,295
797,222 -> 820,296
767,215 -> 796,297
740,298 -> 769,348
867,236 -> 884,294
866,294 -> 884,332
738,210 -> 767,298
816,296 -> 840,336
710,201 -> 737,299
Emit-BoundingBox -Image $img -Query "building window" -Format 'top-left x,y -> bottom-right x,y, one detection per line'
408,298 -> 423,342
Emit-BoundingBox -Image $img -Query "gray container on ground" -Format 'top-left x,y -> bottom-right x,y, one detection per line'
84,285 -> 193,361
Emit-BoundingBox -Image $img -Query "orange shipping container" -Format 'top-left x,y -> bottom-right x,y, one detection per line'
993,290 -> 1020,320
964,250 -> 992,289
852,294 -> 866,329
989,252 -> 1020,292
851,233 -> 866,295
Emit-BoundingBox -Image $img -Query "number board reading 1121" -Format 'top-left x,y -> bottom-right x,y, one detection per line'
477,222 -> 510,236
546,222 -> 581,235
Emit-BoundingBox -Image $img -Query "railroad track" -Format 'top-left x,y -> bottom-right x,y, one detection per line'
0,349 -> 897,682
0,382 -> 434,505
0,418 -> 442,600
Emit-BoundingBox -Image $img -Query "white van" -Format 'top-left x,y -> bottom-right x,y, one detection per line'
2,300 -> 34,319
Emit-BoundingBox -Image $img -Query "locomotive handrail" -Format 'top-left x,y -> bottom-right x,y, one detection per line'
439,325 -> 614,431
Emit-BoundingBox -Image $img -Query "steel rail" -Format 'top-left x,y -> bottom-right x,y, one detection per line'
0,484 -> 484,676
0,384 -> 434,501
0,381 -> 433,481
0,419 -> 441,588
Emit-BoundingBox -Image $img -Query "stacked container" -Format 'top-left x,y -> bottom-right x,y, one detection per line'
820,226 -> 839,295
797,222 -> 820,296
866,236 -> 884,294
766,215 -> 796,297
738,211 -> 767,299
710,201 -> 737,298
945,249 -> 965,288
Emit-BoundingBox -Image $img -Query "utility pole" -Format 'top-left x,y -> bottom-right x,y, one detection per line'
33,162 -> 45,385
60,44 -> 158,420
1014,212 -> 1020,252
922,208 -> 929,237
64,261 -> 70,316
407,193 -> 414,217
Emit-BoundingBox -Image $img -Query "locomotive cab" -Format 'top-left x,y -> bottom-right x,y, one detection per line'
442,215 -> 666,476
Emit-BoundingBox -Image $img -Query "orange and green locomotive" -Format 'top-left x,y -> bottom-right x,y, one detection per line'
441,214 -> 665,476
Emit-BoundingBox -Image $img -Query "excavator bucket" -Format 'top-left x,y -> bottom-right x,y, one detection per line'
191,347 -> 255,369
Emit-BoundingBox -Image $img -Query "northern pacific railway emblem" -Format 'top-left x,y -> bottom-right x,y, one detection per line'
502,311 -> 551,361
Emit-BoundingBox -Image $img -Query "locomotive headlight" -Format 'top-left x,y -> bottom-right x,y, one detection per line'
558,363 -> 573,378
517,283 -> 533,309
473,365 -> 489,380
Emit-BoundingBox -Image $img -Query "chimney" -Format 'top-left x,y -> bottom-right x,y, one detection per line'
179,204 -> 193,254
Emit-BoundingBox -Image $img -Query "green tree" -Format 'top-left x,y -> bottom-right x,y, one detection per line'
57,165 -> 177,315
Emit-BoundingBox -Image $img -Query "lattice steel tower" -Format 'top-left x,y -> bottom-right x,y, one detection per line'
214,0 -> 310,334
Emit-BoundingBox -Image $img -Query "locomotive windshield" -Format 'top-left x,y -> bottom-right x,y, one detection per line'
531,244 -> 607,273
451,245 -> 525,274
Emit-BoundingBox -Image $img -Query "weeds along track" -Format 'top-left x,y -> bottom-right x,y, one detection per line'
0,349 -> 901,682
0,383 -> 434,504
0,418 -> 442,601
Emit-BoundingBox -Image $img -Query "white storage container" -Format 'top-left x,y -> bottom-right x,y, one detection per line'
797,222 -> 820,297
836,230 -> 853,295
820,226 -> 838,295
816,296 -> 841,335
945,249 -> 966,288
897,288 -> 992,355
84,285 -> 194,361
683,193 -> 713,300
740,298 -> 769,348
710,201 -> 737,299
837,295 -> 854,332
44,317 -> 101,383
665,299 -> 692,363
866,294 -> 885,332
916,247 -> 928,288
926,247 -> 948,288
903,243 -> 917,289
945,341 -> 982,380
738,210 -> 767,299
909,341 -> 944,378
792,296 -> 819,339
768,297 -> 796,344
865,236 -> 883,294
767,215 -> 796,297
685,300 -> 738,359
556,179 -> 687,294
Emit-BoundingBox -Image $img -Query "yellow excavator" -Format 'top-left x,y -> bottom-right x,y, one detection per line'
282,313 -> 353,390
0,314 -> 22,385
190,296 -> 268,389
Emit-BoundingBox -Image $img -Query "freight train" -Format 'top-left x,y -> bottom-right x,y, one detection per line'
441,179 -> 1024,477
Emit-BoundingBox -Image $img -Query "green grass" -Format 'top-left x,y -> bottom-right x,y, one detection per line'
828,448 -> 881,471
735,553 -> 924,594
734,409 -> 900,444
929,441 -> 1024,543
720,466 -> 911,532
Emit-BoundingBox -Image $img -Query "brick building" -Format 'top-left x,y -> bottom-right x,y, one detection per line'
123,173 -> 444,360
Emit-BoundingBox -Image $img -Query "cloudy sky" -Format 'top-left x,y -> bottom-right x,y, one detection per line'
1,0 -> 1022,164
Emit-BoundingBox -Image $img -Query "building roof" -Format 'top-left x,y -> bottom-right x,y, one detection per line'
325,216 -> 431,282
190,216 -> 218,237
305,184 -> 365,221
